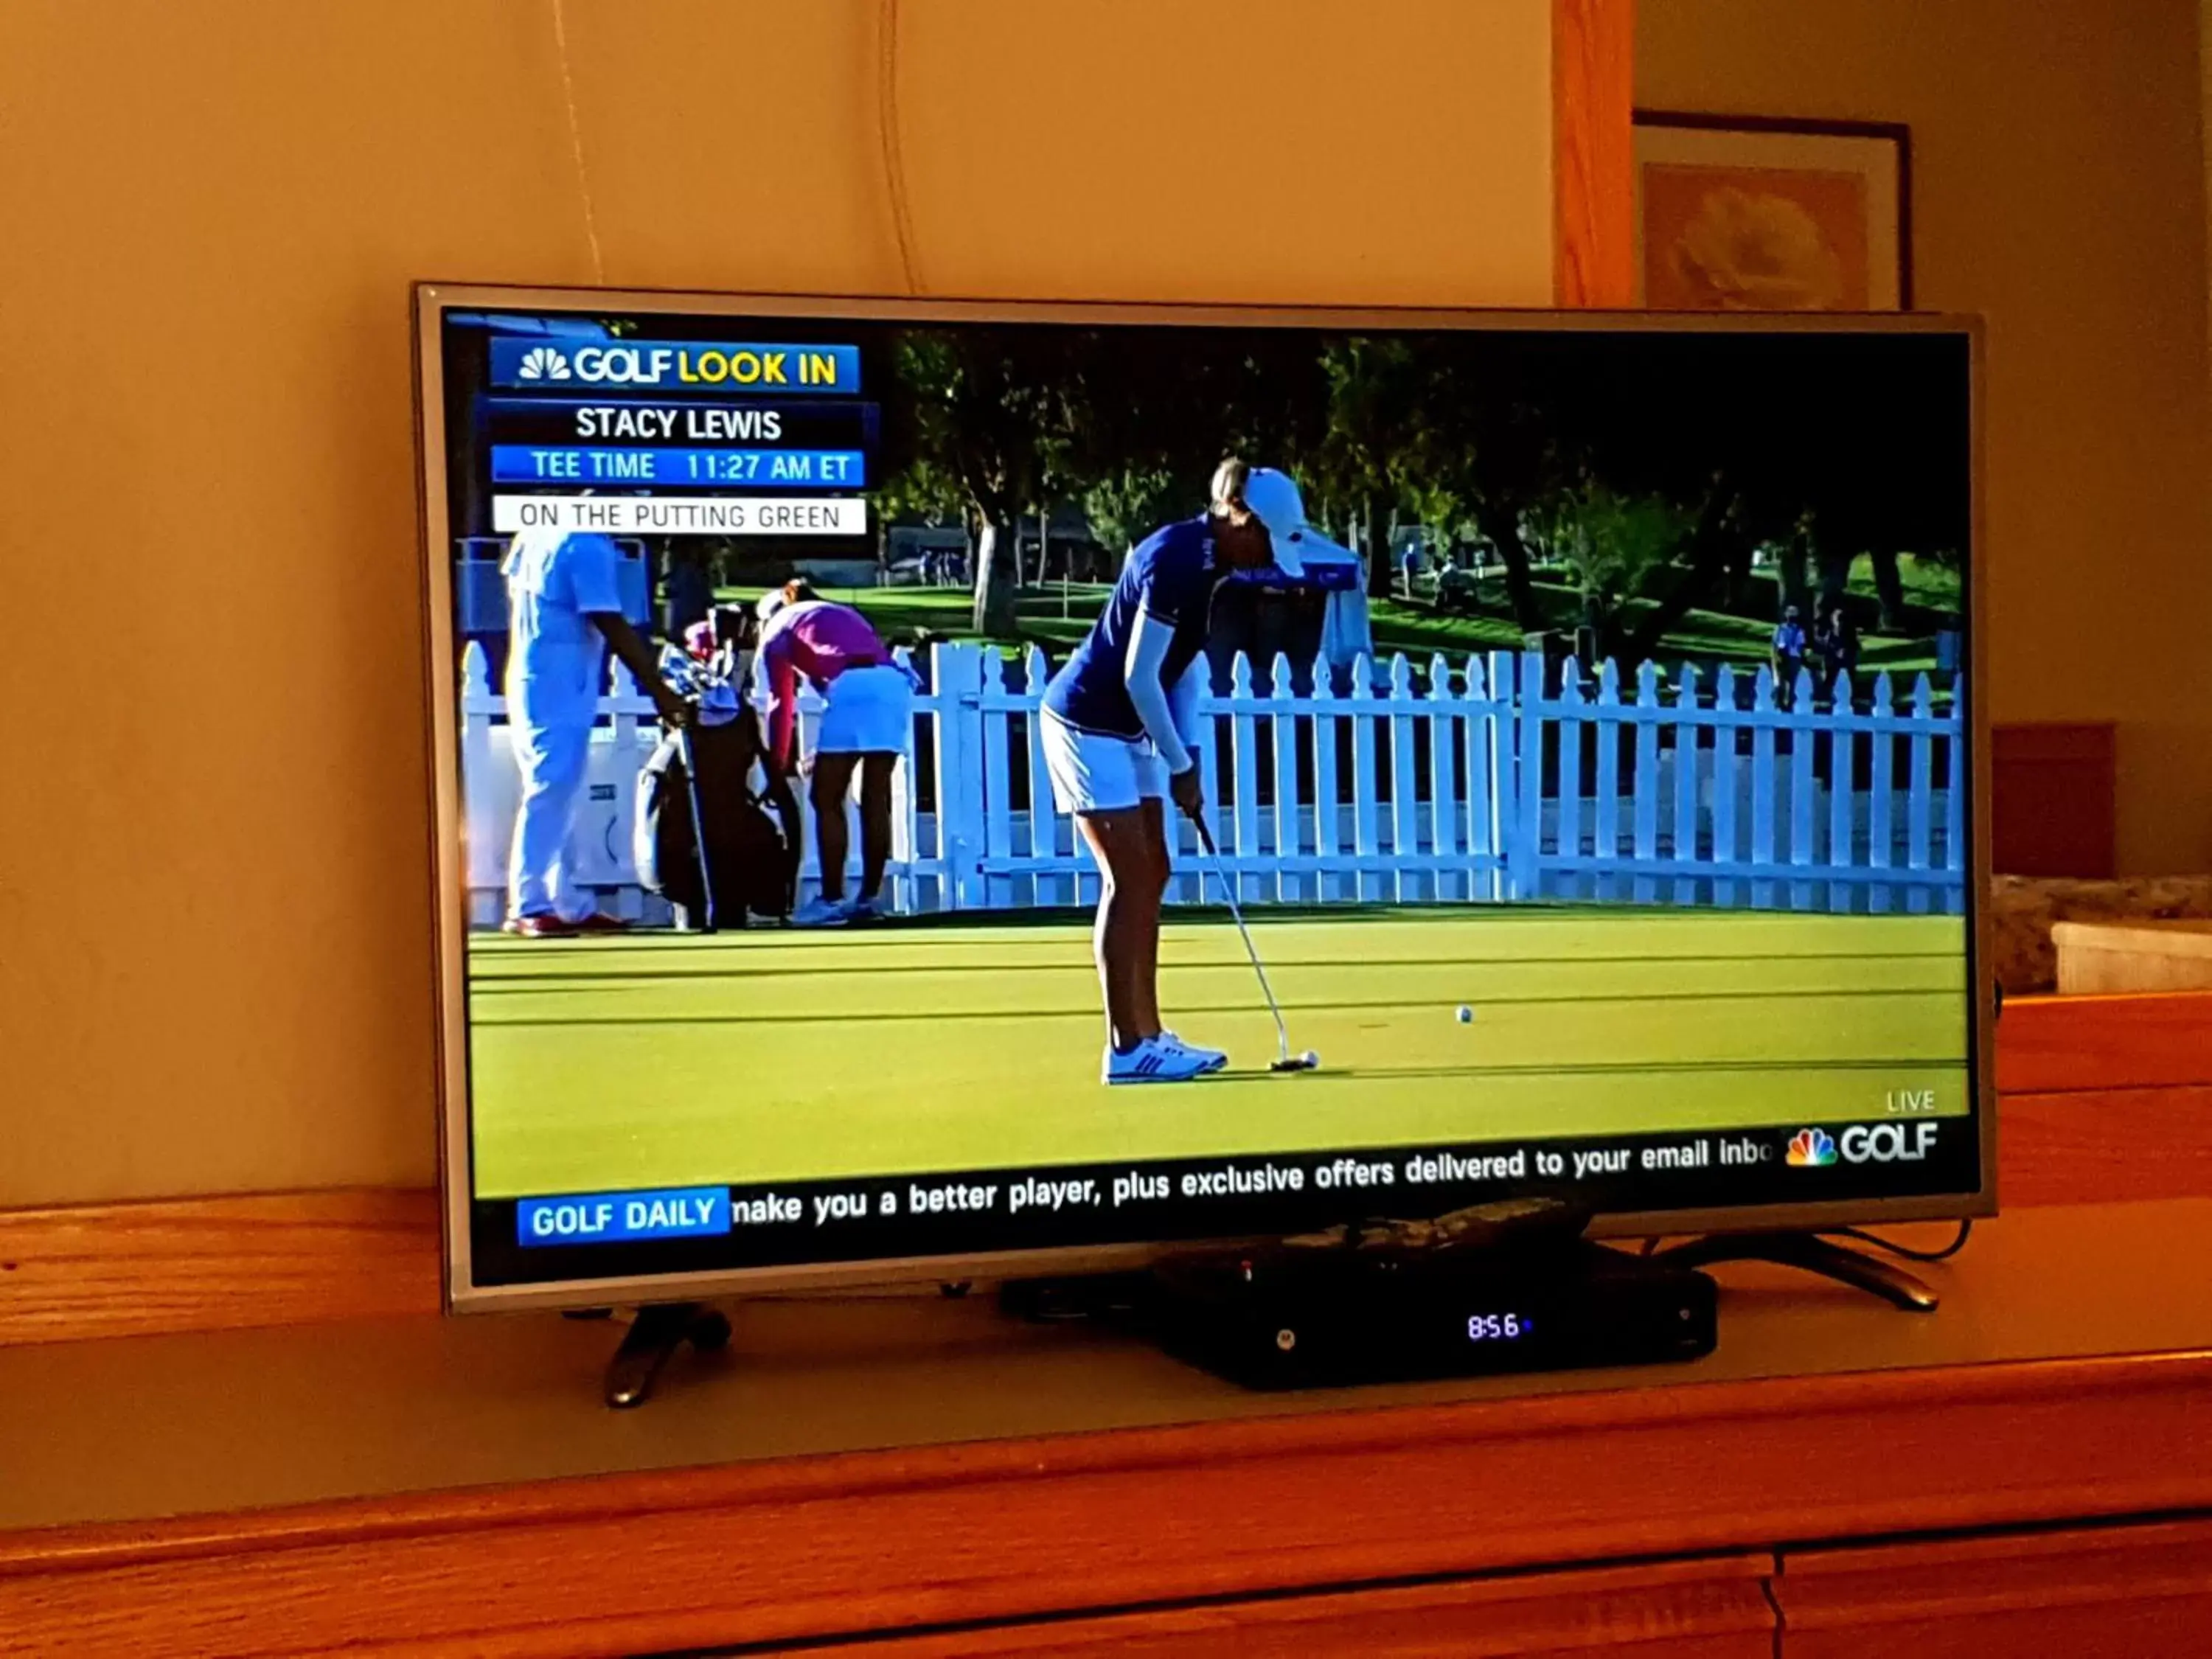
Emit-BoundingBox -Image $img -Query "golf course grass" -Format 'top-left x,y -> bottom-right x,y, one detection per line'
467,906 -> 1971,1200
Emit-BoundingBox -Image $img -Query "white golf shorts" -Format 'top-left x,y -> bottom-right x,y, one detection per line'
816,663 -> 914,754
1040,709 -> 1168,815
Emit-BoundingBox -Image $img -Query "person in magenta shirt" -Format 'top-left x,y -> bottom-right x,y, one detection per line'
752,581 -> 915,925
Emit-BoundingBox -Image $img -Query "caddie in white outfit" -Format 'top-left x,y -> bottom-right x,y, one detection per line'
500,527 -> 686,936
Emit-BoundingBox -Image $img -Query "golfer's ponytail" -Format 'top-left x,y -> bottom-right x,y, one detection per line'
1208,457 -> 1251,517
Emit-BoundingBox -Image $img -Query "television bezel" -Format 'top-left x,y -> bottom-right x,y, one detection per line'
413,284 -> 1993,1315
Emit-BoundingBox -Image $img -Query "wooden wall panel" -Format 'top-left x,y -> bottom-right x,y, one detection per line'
0,1189 -> 440,1344
1554,0 -> 1637,305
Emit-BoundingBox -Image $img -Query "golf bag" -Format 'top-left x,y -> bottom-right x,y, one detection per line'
634,718 -> 796,928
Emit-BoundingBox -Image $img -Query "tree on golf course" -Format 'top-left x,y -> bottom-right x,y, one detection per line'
869,321 -> 1967,667
884,330 -> 1083,635
1380,337 -> 1579,639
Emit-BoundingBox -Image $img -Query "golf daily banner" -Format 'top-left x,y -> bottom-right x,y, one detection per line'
490,339 -> 860,394
468,1118 -> 1978,1286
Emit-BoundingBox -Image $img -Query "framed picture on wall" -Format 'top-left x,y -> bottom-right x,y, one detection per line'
1632,112 -> 1913,311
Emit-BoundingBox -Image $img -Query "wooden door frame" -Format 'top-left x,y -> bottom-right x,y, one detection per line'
1554,0 -> 1637,307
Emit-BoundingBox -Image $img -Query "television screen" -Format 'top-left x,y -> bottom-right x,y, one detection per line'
415,290 -> 1986,1307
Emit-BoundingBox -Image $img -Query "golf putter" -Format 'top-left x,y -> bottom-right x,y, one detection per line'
1192,815 -> 1315,1073
675,723 -> 717,933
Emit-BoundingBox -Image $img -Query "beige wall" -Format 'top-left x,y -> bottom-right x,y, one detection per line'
1644,0 -> 2212,877
0,0 -> 1554,1205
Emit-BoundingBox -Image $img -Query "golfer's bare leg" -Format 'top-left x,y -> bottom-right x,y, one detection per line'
1075,807 -> 1163,1053
1133,799 -> 1172,1035
858,753 -> 897,901
810,753 -> 859,902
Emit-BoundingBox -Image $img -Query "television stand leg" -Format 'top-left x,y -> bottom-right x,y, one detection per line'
602,1303 -> 731,1408
1652,1232 -> 1938,1312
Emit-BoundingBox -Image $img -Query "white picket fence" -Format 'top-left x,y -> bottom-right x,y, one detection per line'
1520,655 -> 1964,916
458,640 -> 1965,923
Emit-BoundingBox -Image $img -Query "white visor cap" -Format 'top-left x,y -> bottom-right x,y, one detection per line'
1236,467 -> 1309,577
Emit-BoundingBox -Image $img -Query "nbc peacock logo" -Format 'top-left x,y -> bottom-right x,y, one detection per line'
1787,1127 -> 1837,1168
517,346 -> 571,381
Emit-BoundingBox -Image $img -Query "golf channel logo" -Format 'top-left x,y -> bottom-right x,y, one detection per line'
515,347 -> 571,381
490,338 -> 860,394
1787,1127 -> 1838,1168
1840,1121 -> 1940,1163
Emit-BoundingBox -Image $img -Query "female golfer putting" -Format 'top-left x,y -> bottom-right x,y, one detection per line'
1040,459 -> 1310,1082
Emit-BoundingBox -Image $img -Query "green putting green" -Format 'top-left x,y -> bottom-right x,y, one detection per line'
465,906 -> 1972,1199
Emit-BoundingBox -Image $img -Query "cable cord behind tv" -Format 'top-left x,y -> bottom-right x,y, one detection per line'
1832,1218 -> 1975,1262
876,0 -> 925,295
546,0 -> 605,285
1640,1220 -> 1973,1265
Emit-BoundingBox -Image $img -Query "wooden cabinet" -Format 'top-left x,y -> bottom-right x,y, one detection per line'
762,1555 -> 1779,1658
1776,1517 -> 2212,1658
7,1201 -> 2212,1656
793,1522 -> 2212,1659
1990,722 -> 2116,877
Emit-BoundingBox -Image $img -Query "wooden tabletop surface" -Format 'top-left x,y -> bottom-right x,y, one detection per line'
5,1198 -> 2208,1538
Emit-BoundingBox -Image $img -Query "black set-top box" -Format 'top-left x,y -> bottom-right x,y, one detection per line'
1149,1206 -> 1718,1389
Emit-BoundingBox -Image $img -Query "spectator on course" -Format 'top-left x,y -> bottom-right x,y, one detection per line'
1813,603 -> 1860,702
1771,605 -> 1807,704
1433,554 -> 1461,612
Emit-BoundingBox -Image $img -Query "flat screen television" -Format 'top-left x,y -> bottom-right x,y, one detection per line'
414,288 -> 1989,1312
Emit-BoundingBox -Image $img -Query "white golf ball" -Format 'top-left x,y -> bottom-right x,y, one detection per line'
1301,1050 -> 1320,1068
1455,1005 -> 1474,1023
